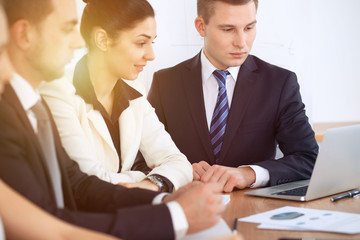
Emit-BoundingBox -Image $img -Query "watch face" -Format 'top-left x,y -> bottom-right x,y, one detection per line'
148,176 -> 164,192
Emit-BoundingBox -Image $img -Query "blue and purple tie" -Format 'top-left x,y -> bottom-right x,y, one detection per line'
210,70 -> 230,164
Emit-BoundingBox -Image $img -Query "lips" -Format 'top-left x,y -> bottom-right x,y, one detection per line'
135,65 -> 145,72
230,52 -> 247,58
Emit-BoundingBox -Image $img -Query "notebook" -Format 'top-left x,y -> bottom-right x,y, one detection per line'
246,124 -> 360,201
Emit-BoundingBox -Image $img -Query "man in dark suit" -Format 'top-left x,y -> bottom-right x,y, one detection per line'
148,0 -> 318,193
0,0 -> 225,239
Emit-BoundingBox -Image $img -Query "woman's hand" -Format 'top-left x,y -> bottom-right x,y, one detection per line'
118,180 -> 159,191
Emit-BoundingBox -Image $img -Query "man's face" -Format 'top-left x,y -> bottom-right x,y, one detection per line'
28,0 -> 83,82
0,7 -> 13,99
196,1 -> 257,70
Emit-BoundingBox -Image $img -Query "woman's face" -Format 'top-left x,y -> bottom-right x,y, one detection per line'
104,17 -> 156,81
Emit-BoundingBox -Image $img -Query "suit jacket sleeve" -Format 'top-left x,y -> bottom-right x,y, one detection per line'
0,97 -> 174,240
137,99 -> 193,189
252,71 -> 318,185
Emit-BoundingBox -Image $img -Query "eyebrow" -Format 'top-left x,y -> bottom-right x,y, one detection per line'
64,19 -> 78,26
136,34 -> 157,39
218,20 -> 257,28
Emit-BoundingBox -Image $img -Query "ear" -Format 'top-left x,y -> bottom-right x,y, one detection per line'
10,19 -> 34,50
195,17 -> 206,37
94,28 -> 109,52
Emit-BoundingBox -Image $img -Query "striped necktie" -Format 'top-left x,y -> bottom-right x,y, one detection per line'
210,70 -> 230,164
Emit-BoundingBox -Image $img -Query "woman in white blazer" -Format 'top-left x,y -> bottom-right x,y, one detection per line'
39,0 -> 192,192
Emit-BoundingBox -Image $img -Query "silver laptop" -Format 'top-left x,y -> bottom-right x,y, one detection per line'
246,124 -> 360,201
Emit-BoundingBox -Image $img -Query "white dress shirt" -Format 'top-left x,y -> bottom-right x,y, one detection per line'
10,74 -> 41,132
200,50 -> 270,187
0,217 -> 4,240
10,74 -> 189,239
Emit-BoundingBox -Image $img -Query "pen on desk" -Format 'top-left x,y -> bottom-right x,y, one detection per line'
330,189 -> 360,202
232,218 -> 238,234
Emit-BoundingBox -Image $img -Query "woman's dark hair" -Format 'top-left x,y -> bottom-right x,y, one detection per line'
81,0 -> 155,49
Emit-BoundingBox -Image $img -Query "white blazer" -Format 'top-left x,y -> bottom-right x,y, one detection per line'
39,74 -> 192,190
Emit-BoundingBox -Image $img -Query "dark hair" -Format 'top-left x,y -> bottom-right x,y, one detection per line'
81,0 -> 155,49
197,0 -> 258,24
3,0 -> 53,26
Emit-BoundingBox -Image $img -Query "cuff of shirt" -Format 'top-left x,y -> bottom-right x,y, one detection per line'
152,194 -> 189,239
240,165 -> 270,188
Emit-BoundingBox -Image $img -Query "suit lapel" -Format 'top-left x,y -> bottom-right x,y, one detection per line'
2,84 -> 60,201
3,84 -> 37,137
183,53 -> 215,163
87,106 -> 117,152
219,56 -> 259,164
118,105 -> 137,171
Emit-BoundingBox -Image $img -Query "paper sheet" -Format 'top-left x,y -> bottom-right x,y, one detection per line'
239,206 -> 360,234
222,194 -> 231,205
181,218 -> 232,240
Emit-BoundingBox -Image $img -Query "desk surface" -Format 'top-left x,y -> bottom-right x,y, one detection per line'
222,189 -> 360,240
313,122 -> 360,142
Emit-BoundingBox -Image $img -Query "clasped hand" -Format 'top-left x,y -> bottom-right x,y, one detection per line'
192,161 -> 256,192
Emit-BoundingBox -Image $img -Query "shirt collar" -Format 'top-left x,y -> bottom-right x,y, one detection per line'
200,49 -> 240,84
73,55 -> 142,122
9,73 -> 41,112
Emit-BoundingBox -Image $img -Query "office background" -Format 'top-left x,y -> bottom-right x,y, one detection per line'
75,0 -> 360,124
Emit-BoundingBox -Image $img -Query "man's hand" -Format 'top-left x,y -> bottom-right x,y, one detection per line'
192,161 -> 212,180
163,182 -> 225,234
192,161 -> 256,192
118,180 -> 159,191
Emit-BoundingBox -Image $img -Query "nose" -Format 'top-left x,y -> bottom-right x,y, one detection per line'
71,29 -> 85,50
233,31 -> 246,49
144,45 -> 155,61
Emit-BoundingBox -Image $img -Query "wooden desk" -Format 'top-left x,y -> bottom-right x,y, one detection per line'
313,122 -> 360,142
222,189 -> 360,240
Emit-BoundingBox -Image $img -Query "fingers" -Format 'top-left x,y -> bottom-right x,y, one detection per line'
198,161 -> 211,170
178,183 -> 225,234
192,161 -> 211,180
178,181 -> 202,193
192,167 -> 201,181
194,163 -> 252,192
204,182 -> 225,194
201,166 -> 242,193
223,174 -> 237,193
201,165 -> 226,183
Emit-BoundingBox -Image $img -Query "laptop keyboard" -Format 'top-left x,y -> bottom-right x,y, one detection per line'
274,185 -> 308,196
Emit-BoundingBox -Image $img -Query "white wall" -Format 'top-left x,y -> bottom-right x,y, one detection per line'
75,0 -> 360,124
311,0 -> 360,122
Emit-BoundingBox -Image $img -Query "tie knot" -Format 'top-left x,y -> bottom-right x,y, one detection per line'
213,70 -> 229,88
31,100 -> 50,121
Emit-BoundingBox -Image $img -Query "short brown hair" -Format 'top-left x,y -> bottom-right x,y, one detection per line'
3,0 -> 53,26
197,0 -> 258,24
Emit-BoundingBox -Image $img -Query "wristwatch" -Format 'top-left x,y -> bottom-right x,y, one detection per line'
147,175 -> 165,192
